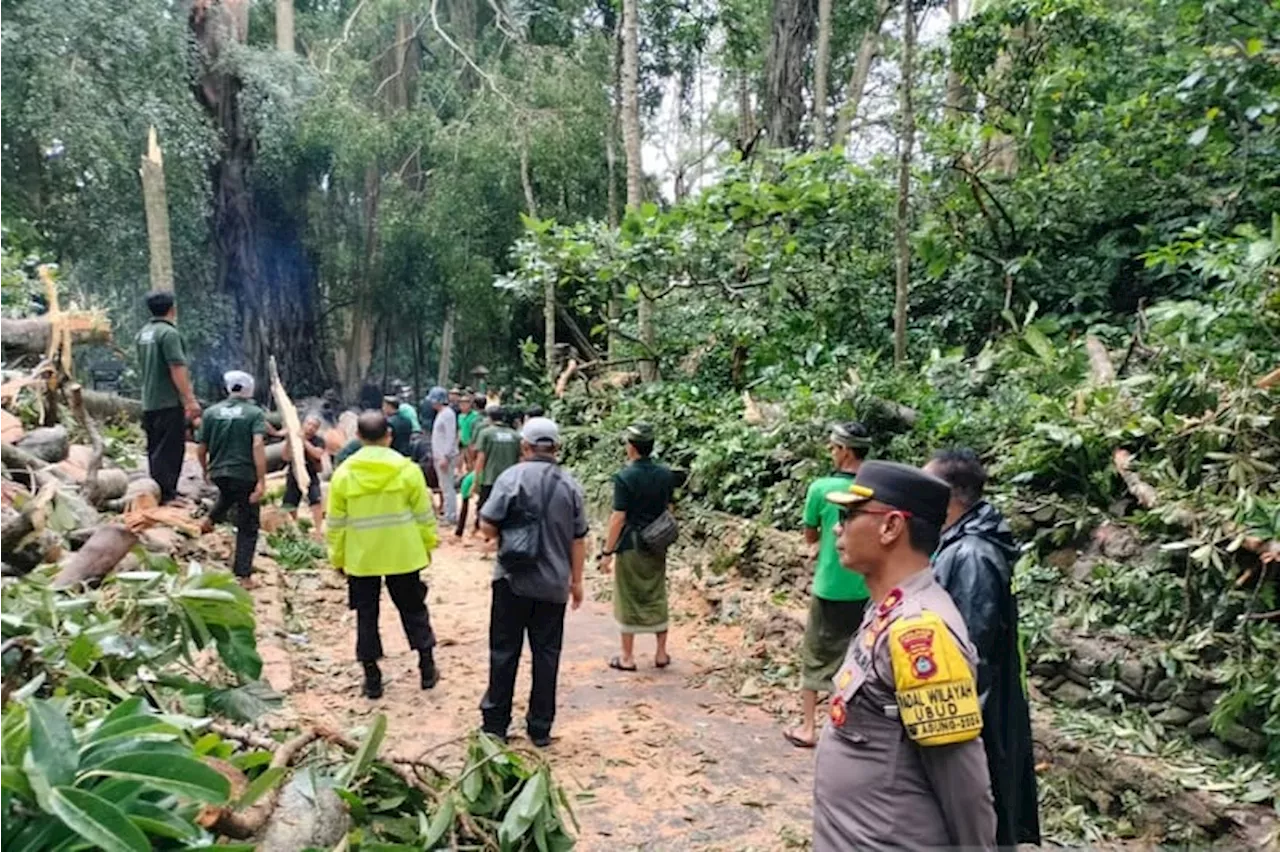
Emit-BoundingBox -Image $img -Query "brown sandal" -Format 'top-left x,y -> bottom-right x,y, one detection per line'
783,729 -> 816,749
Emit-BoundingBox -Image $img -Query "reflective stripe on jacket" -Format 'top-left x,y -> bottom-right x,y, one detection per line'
326,445 -> 438,576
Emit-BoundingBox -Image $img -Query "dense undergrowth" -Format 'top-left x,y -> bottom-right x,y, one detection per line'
554,222 -> 1280,767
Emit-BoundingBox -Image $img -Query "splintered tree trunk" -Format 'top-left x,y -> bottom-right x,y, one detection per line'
139,127 -> 174,293
831,0 -> 889,149
276,0 -> 294,53
521,143 -> 555,379
621,0 -> 655,381
763,0 -> 816,149
811,0 -> 833,146
893,3 -> 917,366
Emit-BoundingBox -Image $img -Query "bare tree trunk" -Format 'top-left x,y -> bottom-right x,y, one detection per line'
276,0 -> 294,53
437,304 -> 455,388
606,29 -> 621,363
831,0 -> 890,149
621,0 -> 655,381
139,127 -> 173,292
893,3 -> 917,367
944,0 -> 963,118
737,73 -> 756,152
763,0 -> 816,149
811,0 -> 833,146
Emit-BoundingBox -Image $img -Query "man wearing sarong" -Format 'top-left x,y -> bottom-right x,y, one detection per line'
784,421 -> 873,749
598,422 -> 686,671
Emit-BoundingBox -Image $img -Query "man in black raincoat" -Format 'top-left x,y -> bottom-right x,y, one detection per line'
925,448 -> 1041,848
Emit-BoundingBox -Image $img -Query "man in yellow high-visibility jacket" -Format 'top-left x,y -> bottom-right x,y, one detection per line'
327,410 -> 441,699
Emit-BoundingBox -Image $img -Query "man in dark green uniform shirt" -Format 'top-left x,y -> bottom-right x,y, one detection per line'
136,290 -> 201,502
197,370 -> 268,585
383,396 -> 414,457
473,406 -> 522,527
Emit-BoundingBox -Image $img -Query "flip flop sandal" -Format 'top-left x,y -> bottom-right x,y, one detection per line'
783,729 -> 817,749
609,656 -> 638,672
655,656 -> 672,669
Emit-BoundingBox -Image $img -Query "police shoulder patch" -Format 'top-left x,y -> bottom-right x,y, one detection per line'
888,611 -> 982,746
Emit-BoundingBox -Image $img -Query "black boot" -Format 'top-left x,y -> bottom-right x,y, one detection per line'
419,649 -> 439,690
361,662 -> 383,699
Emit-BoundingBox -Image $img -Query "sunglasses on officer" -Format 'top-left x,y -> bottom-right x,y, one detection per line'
837,504 -> 913,524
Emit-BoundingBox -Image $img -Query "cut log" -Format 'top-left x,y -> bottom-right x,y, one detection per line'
264,441 -> 288,472
53,524 -> 140,588
1086,335 -> 1116,385
268,356 -> 310,496
0,481 -> 57,554
81,390 -> 143,423
124,477 -> 163,511
1,410 -> 25,443
15,426 -> 70,463
0,315 -> 112,360
0,442 -> 72,490
1113,448 -> 1157,509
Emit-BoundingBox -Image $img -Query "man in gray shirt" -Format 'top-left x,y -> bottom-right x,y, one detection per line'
428,386 -> 459,523
479,416 -> 587,747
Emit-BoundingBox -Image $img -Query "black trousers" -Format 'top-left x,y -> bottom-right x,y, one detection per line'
480,578 -> 567,739
475,484 -> 493,531
143,406 -> 186,502
347,571 -> 437,662
210,477 -> 260,578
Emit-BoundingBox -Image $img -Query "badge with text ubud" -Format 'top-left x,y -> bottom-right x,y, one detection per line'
888,612 -> 982,746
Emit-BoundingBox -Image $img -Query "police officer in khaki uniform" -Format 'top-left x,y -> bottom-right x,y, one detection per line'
814,461 -> 997,851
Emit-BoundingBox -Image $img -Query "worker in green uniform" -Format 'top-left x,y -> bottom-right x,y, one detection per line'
196,370 -> 268,587
598,423 -> 686,671
814,461 -> 996,850
136,290 -> 201,503
473,406 -> 522,531
785,421 -> 872,749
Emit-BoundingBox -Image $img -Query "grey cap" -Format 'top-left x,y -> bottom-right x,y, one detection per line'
521,416 -> 560,446
427,386 -> 449,404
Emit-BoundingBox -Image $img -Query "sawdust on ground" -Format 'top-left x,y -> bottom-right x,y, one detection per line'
249,535 -> 815,852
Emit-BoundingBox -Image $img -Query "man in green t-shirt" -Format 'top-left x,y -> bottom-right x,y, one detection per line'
457,394 -> 481,471
196,371 -> 268,586
784,421 -> 872,749
136,290 -> 201,503
472,407 -> 521,534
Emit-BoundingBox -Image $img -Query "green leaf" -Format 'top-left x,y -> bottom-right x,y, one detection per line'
2,764 -> 34,801
85,714 -> 183,745
422,793 -> 455,849
124,800 -> 199,841
25,699 -> 78,791
1245,37 -> 1263,57
82,754 -> 230,803
1187,125 -> 1209,147
339,714 -> 386,787
499,768 -> 548,847
236,765 -> 286,808
207,680 -> 282,721
48,786 -> 149,852
212,626 -> 263,680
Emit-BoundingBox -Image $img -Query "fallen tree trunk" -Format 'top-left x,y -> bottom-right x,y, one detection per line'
1,441 -> 73,488
53,524 -> 139,588
1032,713 -> 1273,845
81,390 -> 143,422
15,426 -> 70,463
0,315 -> 112,359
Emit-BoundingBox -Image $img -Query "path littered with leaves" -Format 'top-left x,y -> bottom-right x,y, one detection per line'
253,536 -> 814,852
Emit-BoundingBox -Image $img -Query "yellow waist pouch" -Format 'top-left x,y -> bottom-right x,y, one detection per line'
889,612 -> 983,746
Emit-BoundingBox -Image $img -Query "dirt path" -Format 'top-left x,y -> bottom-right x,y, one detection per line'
257,537 -> 814,851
